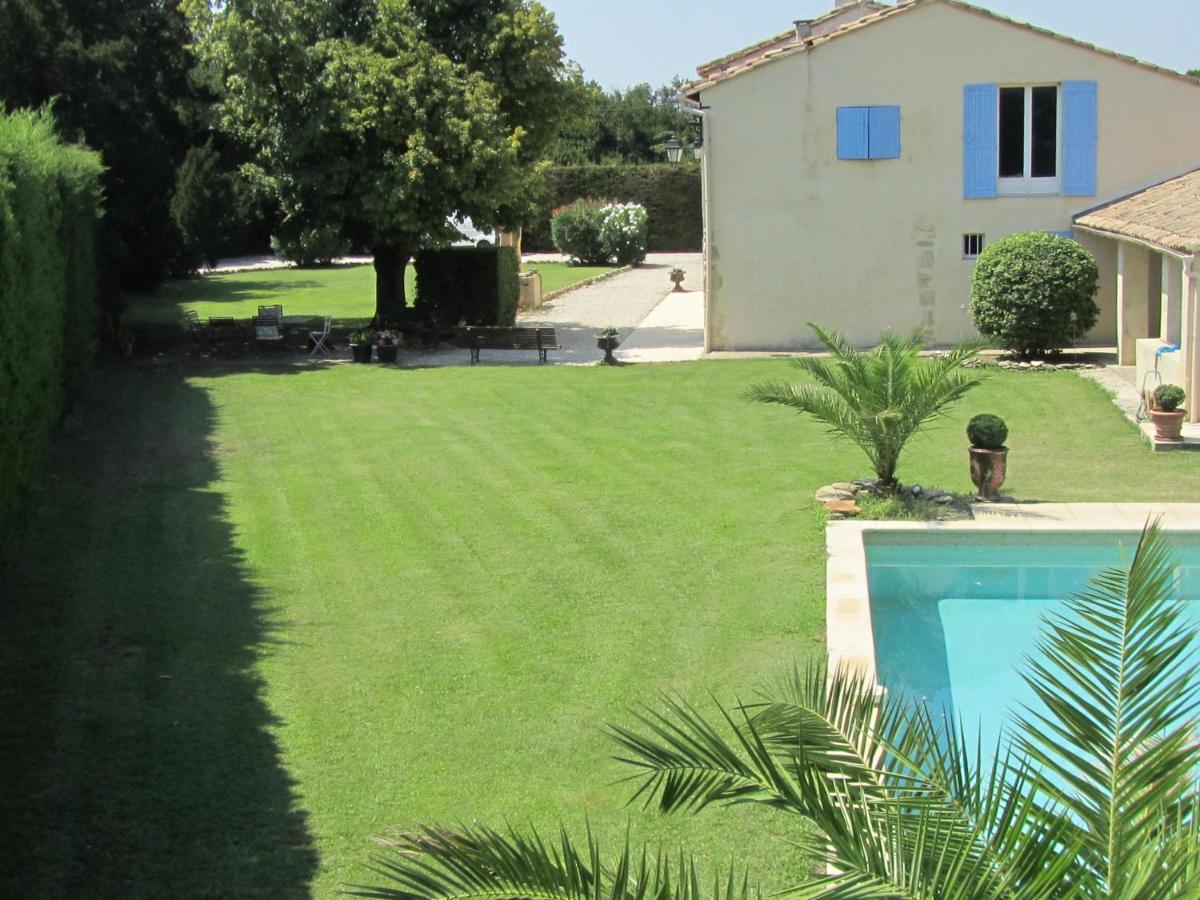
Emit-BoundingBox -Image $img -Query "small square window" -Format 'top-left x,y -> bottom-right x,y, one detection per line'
963,234 -> 985,258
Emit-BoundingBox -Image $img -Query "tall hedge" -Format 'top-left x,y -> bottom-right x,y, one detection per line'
414,246 -> 520,327
0,107 -> 103,553
524,164 -> 700,253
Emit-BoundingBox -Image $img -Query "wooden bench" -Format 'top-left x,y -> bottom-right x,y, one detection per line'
459,326 -> 559,364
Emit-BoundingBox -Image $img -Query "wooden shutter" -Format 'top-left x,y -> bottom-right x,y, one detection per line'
868,106 -> 901,159
837,107 -> 869,159
1062,80 -> 1098,197
963,83 -> 998,199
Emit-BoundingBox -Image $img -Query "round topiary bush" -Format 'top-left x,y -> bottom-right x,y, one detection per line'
1154,384 -> 1186,412
967,413 -> 1008,449
970,232 -> 1100,358
550,198 -> 610,265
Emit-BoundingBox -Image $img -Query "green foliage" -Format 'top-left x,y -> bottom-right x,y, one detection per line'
967,413 -> 1008,449
746,325 -> 985,486
0,0 -> 196,293
171,141 -> 233,271
970,232 -> 1100,357
551,77 -> 700,166
414,246 -> 519,327
1156,384 -> 1186,412
526,164 -> 701,252
269,226 -> 350,268
598,202 -> 648,266
0,106 -> 102,553
550,199 -> 609,264
363,523 -> 1200,898
187,0 -> 569,323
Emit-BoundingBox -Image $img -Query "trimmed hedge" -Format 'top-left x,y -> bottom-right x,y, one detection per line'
524,164 -> 700,252
0,107 -> 103,554
414,246 -> 519,327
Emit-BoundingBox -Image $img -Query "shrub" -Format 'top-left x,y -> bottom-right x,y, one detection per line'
599,202 -> 648,265
0,107 -> 103,556
550,199 -> 609,264
525,164 -> 700,252
967,413 -> 1008,449
1154,384 -> 1186,412
270,225 -> 349,267
171,141 -> 233,271
414,246 -> 519,328
970,232 -> 1100,357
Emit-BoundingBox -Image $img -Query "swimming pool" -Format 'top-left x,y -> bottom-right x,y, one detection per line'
865,530 -> 1200,749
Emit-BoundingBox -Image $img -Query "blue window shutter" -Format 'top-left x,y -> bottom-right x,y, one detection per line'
963,83 -> 998,199
1062,80 -> 1098,196
837,107 -> 869,159
868,106 -> 901,158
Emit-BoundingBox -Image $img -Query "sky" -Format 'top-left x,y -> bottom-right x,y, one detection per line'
540,0 -> 1198,90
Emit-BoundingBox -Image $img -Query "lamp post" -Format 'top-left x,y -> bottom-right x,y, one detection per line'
691,138 -> 703,161
664,136 -> 683,164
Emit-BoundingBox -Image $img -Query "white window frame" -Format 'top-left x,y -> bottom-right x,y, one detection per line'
997,84 -> 1062,197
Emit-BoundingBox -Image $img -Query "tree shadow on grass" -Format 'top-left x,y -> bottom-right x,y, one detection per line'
0,365 -> 319,898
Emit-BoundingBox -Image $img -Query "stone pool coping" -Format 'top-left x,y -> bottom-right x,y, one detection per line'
826,503 -> 1200,682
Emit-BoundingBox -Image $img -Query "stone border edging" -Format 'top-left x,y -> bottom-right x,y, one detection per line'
535,265 -> 633,303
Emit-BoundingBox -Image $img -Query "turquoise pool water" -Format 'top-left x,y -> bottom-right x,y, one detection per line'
866,531 -> 1200,750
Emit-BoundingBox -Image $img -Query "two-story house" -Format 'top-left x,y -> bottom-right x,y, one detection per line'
685,0 -> 1200,418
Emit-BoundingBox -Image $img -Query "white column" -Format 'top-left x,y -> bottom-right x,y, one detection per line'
1117,242 -> 1151,366
1161,255 -> 1183,345
1186,255 -> 1199,423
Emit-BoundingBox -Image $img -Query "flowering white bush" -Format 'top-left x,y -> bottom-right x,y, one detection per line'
599,202 -> 648,266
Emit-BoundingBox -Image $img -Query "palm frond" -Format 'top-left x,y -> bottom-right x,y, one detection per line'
348,823 -> 755,900
1015,519 -> 1200,894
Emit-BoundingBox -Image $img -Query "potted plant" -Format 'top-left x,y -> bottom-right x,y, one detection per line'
596,325 -> 620,365
669,267 -> 686,292
375,329 -> 400,363
967,413 -> 1008,501
349,328 -> 374,363
1150,384 -> 1186,442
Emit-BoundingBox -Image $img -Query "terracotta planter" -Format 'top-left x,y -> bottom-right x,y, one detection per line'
969,446 -> 1008,501
1151,408 -> 1185,442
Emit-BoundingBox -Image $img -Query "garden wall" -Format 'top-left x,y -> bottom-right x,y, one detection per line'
523,164 -> 701,253
0,107 -> 103,557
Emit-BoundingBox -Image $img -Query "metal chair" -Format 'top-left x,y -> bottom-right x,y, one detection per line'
252,315 -> 285,349
257,304 -> 284,328
309,316 -> 333,357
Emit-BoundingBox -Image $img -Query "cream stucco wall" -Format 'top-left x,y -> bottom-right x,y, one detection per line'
701,1 -> 1200,350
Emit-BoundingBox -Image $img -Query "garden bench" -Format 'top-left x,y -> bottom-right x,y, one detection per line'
459,326 -> 558,364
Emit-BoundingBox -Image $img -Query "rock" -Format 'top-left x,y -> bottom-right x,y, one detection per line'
932,494 -> 955,504
911,484 -> 923,496
815,486 -> 855,502
831,482 -> 855,493
824,500 -> 861,517
1030,360 -> 1045,368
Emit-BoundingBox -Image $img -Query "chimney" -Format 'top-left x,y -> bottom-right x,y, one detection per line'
794,19 -> 812,39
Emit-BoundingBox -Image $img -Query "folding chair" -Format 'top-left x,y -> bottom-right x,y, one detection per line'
309,316 -> 333,357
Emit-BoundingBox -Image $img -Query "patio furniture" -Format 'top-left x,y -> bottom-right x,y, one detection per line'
252,315 -> 286,349
257,304 -> 284,328
208,316 -> 245,357
458,325 -> 559,364
309,316 -> 333,357
184,309 -> 210,350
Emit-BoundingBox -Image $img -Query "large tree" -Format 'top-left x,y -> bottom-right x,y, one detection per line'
187,0 -> 569,325
0,0 -> 196,296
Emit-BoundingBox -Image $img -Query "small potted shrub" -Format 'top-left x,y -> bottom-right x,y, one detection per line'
669,267 -> 686,291
967,413 -> 1008,501
596,325 -> 620,365
1150,384 -> 1186,442
349,328 -> 374,363
375,329 -> 400,363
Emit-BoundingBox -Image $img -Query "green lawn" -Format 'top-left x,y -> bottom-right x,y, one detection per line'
124,261 -> 615,327
4,362 -> 1197,898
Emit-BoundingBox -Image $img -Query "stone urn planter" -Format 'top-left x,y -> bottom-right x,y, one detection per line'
597,328 -> 620,365
966,413 -> 1009,502
669,267 -> 686,292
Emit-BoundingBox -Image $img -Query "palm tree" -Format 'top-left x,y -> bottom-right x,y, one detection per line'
744,324 -> 985,488
353,522 -> 1200,898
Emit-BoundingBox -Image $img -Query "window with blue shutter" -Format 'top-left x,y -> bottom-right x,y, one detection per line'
1062,80 -> 1098,197
963,83 -> 998,199
837,105 -> 900,160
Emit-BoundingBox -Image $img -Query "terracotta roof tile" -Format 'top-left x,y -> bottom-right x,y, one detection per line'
1075,170 -> 1200,255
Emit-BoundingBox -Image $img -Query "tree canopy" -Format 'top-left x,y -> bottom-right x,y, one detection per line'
187,0 -> 570,324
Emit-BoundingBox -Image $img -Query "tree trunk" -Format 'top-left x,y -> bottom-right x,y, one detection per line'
373,245 -> 410,327
499,226 -> 523,268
